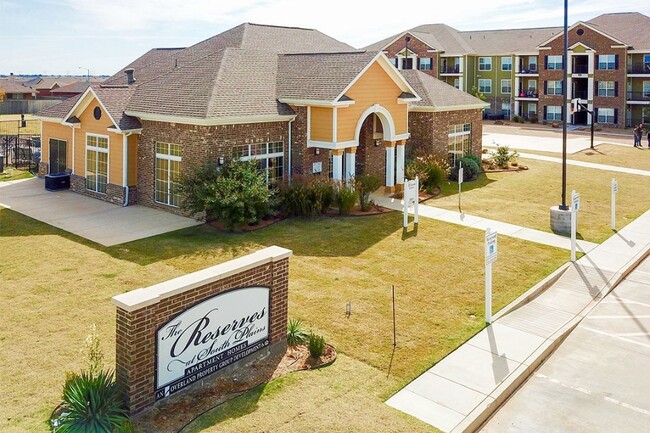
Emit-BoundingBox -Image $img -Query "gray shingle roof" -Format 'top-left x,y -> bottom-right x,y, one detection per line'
587,12 -> 650,50
277,51 -> 378,101
462,27 -> 563,54
399,70 -> 487,109
410,24 -> 475,55
36,93 -> 82,118
93,86 -> 142,130
0,78 -> 34,94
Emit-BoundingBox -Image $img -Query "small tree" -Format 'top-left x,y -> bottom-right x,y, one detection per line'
470,86 -> 487,102
181,159 -> 276,230
354,174 -> 382,211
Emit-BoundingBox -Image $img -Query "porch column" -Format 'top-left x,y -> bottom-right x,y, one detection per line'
332,149 -> 344,182
384,141 -> 396,192
345,147 -> 356,184
396,140 -> 405,191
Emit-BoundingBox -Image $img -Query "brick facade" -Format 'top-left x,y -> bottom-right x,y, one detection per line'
69,174 -> 127,205
290,106 -> 331,176
408,109 -> 483,162
383,32 -> 438,78
113,247 -> 291,415
539,23 -> 627,128
356,115 -> 387,179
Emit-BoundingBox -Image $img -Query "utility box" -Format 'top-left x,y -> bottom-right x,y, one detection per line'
45,173 -> 70,191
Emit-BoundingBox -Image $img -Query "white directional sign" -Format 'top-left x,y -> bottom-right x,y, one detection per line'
403,176 -> 419,227
571,191 -> 580,212
485,229 -> 498,265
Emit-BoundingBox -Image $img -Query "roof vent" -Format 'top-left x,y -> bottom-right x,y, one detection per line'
124,68 -> 136,84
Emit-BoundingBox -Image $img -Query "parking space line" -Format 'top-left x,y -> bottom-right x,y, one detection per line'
581,326 -> 650,349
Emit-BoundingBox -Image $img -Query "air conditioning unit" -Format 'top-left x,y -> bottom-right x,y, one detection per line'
45,173 -> 70,191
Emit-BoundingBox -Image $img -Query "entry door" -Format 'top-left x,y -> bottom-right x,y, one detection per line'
49,138 -> 67,174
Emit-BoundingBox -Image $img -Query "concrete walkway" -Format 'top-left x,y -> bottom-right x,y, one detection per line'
517,152 -> 650,177
371,194 -> 598,253
0,177 -> 201,246
386,209 -> 650,433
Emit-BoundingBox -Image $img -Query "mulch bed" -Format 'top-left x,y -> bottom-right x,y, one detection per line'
208,213 -> 286,233
483,165 -> 529,173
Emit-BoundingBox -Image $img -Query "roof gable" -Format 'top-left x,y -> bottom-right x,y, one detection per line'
400,70 -> 488,111
538,21 -> 627,49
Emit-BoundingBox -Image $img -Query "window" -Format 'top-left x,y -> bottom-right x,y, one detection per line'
597,108 -> 615,123
478,57 -> 492,71
402,57 -> 413,70
643,81 -> 650,98
85,134 -> 108,194
448,124 -> 472,165
644,55 -> 650,71
547,80 -> 563,95
48,138 -> 67,174
501,102 -> 511,118
598,54 -> 616,70
234,141 -> 284,185
527,79 -> 537,91
155,142 -> 182,207
598,81 -> 615,97
501,79 -> 512,94
546,105 -> 562,121
547,55 -> 563,70
391,58 -> 398,68
528,56 -> 538,71
418,58 -> 432,70
501,57 -> 512,71
478,78 -> 492,93
453,78 -> 460,89
527,103 -> 537,117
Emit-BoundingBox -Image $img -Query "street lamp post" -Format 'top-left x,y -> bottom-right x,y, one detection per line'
560,0 -> 569,211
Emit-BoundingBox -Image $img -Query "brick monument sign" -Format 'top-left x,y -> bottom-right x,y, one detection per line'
111,246 -> 291,415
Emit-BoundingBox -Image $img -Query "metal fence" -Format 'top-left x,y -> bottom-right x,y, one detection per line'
0,99 -> 62,115
1,135 -> 41,172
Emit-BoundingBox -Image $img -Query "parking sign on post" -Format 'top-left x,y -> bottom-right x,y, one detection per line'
485,228 -> 497,324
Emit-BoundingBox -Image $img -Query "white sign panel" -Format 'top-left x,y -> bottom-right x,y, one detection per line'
572,191 -> 580,212
312,161 -> 323,174
155,287 -> 270,400
406,179 -> 418,207
612,179 -> 618,194
485,230 -> 498,265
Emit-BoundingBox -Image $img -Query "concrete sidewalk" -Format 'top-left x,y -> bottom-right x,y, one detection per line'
386,209 -> 650,433
371,194 -> 598,253
516,152 -> 650,177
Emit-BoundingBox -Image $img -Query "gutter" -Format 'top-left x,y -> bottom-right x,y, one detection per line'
122,132 -> 131,207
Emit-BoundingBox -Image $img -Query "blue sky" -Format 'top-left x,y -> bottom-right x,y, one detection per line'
2,0 -> 649,76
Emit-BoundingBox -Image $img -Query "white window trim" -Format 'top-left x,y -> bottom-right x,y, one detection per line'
85,132 -> 109,194
501,57 -> 512,71
547,55 -> 563,70
547,105 -> 562,120
643,81 -> 650,98
478,57 -> 492,71
238,142 -> 285,184
598,81 -> 615,97
418,57 -> 433,71
448,123 -> 472,165
598,54 -> 616,70
548,80 -> 563,95
478,78 -> 492,93
501,79 -> 512,94
155,143 -> 182,207
597,107 -> 615,123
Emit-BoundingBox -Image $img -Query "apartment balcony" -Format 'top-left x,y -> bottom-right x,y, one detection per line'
627,63 -> 650,76
572,64 -> 588,75
440,65 -> 461,75
627,91 -> 650,104
515,90 -> 539,101
572,90 -> 588,100
515,67 -> 538,76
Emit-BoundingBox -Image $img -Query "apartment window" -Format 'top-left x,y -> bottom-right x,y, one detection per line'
527,103 -> 537,117
598,54 -> 616,70
234,141 -> 284,185
155,142 -> 182,207
419,58 -> 432,70
402,57 -> 413,70
546,105 -> 562,121
546,55 -> 563,70
528,79 -> 537,91
501,79 -> 512,94
478,57 -> 492,71
546,80 -> 563,95
643,81 -> 650,98
501,57 -> 512,71
501,102 -> 511,118
597,108 -> 615,123
528,56 -> 538,71
597,81 -> 616,97
448,124 -> 472,165
85,134 -> 108,194
453,78 -> 460,89
478,78 -> 492,93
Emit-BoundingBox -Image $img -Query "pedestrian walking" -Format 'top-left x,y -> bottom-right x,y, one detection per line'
634,124 -> 642,147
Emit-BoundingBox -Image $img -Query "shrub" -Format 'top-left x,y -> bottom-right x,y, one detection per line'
490,143 -> 519,168
279,177 -> 333,217
405,154 -> 448,194
354,174 -> 382,211
308,333 -> 326,358
513,115 -> 525,123
448,156 -> 480,182
58,370 -> 128,433
312,177 -> 334,213
464,154 -> 483,171
83,324 -> 104,378
180,160 -> 276,230
287,318 -> 308,348
334,183 -> 358,215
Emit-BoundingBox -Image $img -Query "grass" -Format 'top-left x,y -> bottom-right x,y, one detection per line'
0,168 -> 34,182
0,206 -> 568,433
432,157 -> 650,243
522,143 -> 650,172
0,114 -> 41,136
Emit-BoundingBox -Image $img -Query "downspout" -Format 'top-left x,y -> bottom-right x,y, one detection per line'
122,132 -> 130,206
70,125 -> 75,174
288,117 -> 295,184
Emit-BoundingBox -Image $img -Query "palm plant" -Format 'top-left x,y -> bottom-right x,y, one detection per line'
287,318 -> 308,349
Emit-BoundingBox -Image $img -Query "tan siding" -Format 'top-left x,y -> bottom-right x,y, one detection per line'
127,134 -> 138,186
41,121 -> 73,167
310,107 -> 333,142
75,96 -> 126,186
337,62 -> 408,142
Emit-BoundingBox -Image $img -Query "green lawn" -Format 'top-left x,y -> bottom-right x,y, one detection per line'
432,158 -> 650,243
0,168 -> 34,182
523,143 -> 650,172
0,114 -> 41,135
0,207 -> 568,433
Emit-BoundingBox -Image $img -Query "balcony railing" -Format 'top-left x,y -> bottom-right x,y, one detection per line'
440,65 -> 460,74
627,64 -> 650,74
517,66 -> 538,74
627,91 -> 650,102
572,64 -> 588,74
516,91 -> 539,98
573,90 -> 588,99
